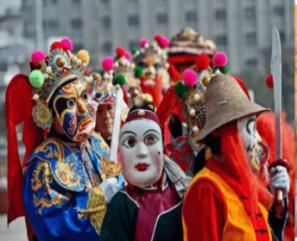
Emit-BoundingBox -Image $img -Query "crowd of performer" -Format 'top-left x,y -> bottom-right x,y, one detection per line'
5,27 -> 295,241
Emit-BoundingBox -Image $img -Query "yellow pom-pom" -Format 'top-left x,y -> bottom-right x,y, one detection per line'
76,49 -> 90,65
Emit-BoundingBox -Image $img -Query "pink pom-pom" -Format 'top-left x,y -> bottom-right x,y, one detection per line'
159,36 -> 170,48
124,51 -> 131,61
213,51 -> 228,67
101,56 -> 114,71
60,37 -> 73,51
139,38 -> 149,48
183,69 -> 198,88
31,50 -> 46,65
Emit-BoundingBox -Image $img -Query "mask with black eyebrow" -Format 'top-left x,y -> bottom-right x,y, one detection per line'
51,78 -> 95,142
237,115 -> 264,172
119,118 -> 164,188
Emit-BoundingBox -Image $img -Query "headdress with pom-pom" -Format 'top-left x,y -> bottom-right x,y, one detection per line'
172,51 -> 229,148
132,34 -> 170,78
28,38 -> 91,129
113,46 -> 135,75
90,56 -> 127,105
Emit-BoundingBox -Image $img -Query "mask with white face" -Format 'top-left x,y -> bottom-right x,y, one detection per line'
237,115 -> 267,173
119,119 -> 164,188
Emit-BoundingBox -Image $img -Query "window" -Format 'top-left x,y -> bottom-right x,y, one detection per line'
244,7 -> 255,20
215,8 -> 226,20
129,40 -> 138,51
102,16 -> 111,29
246,32 -> 257,47
156,13 -> 168,24
215,35 -> 227,46
185,10 -> 197,23
273,6 -> 284,16
74,42 -> 83,51
43,0 -> 58,6
128,15 -> 139,27
71,18 -> 83,29
43,20 -> 59,30
246,58 -> 258,68
102,42 -> 112,53
72,0 -> 80,4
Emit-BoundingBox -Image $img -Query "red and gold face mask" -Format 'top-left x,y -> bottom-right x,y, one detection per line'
52,78 -> 95,142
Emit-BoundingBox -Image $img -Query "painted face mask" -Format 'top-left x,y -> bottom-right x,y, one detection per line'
237,115 -> 269,175
52,78 -> 95,142
119,116 -> 164,188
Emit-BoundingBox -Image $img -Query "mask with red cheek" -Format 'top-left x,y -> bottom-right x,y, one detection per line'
52,79 -> 95,142
119,118 -> 164,188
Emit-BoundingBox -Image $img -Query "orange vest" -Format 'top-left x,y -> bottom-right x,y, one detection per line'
183,167 -> 272,241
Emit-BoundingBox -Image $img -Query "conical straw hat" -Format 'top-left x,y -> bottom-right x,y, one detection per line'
197,74 -> 269,141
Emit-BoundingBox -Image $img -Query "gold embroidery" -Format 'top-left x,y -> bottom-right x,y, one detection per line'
31,162 -> 52,191
31,161 -> 71,213
54,161 -> 81,188
101,157 -> 122,177
78,186 -> 107,234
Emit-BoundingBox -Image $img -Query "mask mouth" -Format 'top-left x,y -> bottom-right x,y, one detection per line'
78,116 -> 94,131
134,163 -> 150,172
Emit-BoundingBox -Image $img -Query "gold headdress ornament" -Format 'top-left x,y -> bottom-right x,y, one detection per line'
28,38 -> 90,129
169,27 -> 217,56
132,34 -> 170,71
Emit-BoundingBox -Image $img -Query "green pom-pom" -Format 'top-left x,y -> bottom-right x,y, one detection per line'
174,81 -> 189,99
134,65 -> 144,78
220,66 -> 228,74
113,74 -> 126,87
29,70 -> 44,88
131,48 -> 139,55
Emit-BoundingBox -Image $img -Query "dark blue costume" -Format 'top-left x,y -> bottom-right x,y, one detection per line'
24,133 -> 124,241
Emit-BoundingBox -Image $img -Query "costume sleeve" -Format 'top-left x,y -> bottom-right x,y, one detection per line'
101,192 -> 137,241
182,178 -> 227,241
23,159 -> 104,241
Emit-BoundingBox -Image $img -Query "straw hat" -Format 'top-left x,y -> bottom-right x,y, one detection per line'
197,74 -> 269,141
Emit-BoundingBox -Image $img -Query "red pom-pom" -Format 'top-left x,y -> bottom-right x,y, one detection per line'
159,36 -> 170,48
124,51 -> 131,61
183,69 -> 198,88
60,37 -> 73,51
31,50 -> 46,65
154,34 -> 162,43
195,54 -> 211,71
265,74 -> 273,89
50,41 -> 64,51
101,56 -> 114,71
213,51 -> 228,67
116,46 -> 126,57
139,38 -> 149,48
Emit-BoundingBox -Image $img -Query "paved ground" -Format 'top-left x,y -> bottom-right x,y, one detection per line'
0,215 -> 27,241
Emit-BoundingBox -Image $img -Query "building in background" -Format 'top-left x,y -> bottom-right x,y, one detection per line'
21,0 -> 293,73
20,0 -> 294,122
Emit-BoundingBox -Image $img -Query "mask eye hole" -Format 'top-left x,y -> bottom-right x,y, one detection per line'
144,133 -> 158,146
67,98 -> 76,109
81,91 -> 89,102
122,136 -> 137,148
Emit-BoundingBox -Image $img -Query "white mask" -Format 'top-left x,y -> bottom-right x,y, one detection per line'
237,115 -> 264,172
119,119 -> 164,188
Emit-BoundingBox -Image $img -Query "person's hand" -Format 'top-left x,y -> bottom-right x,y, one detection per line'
269,165 -> 290,196
100,177 -> 120,203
